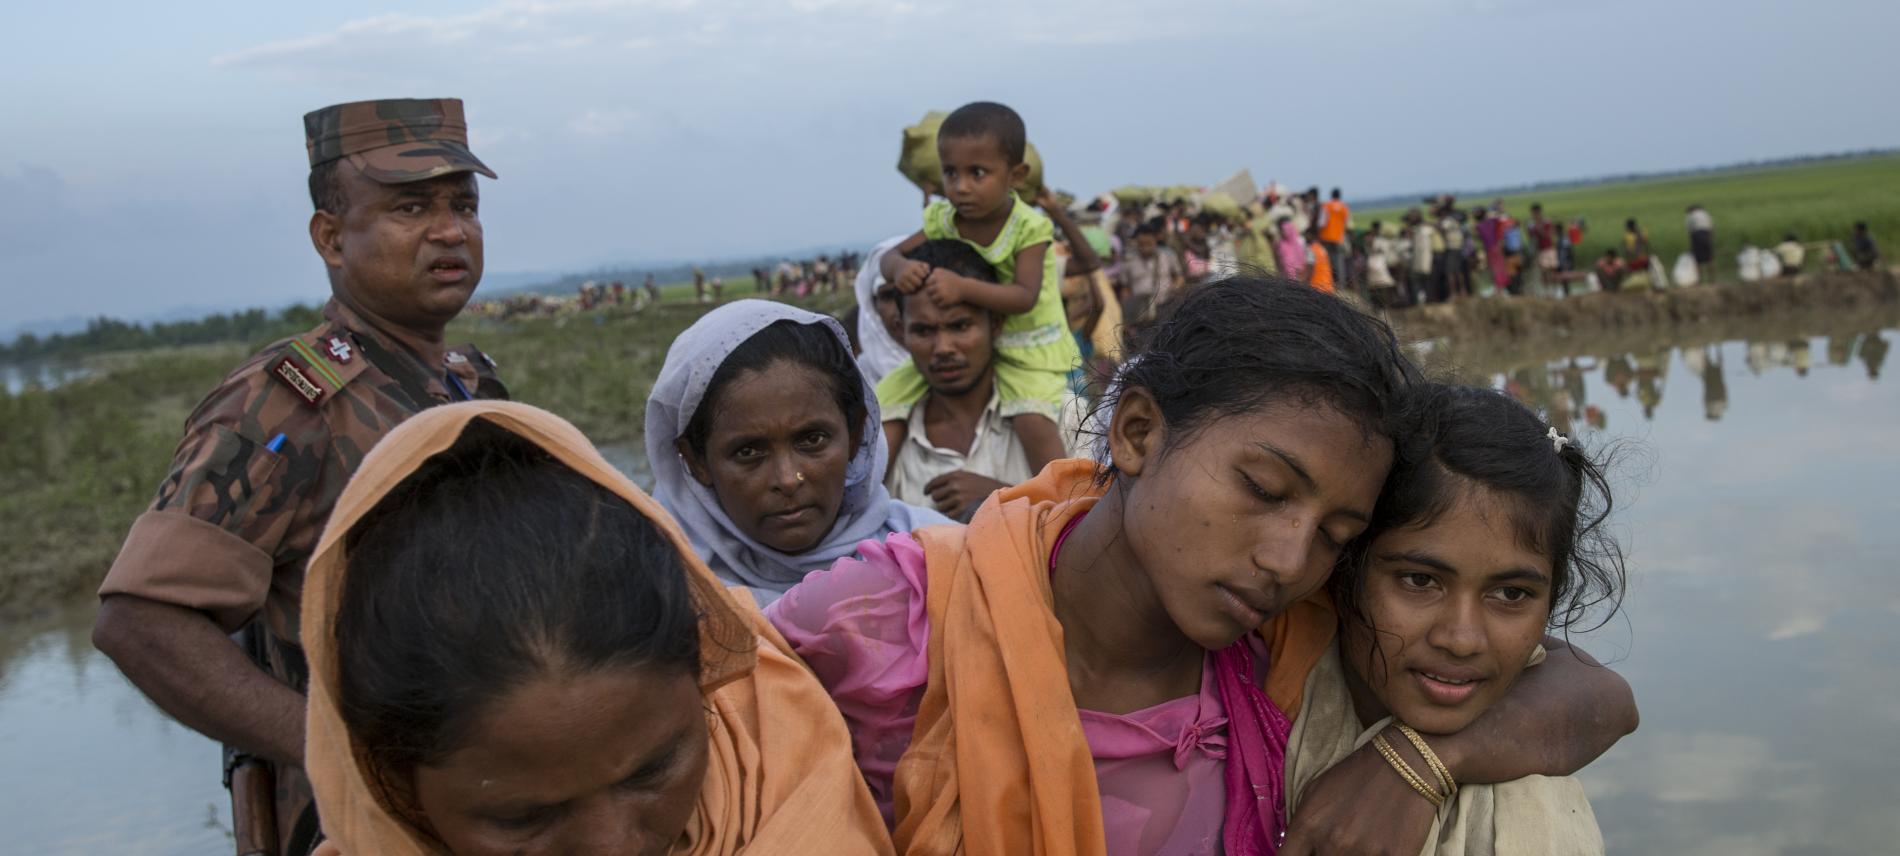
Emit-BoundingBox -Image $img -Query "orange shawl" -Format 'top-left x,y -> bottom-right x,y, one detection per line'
892,460 -> 1335,856
302,401 -> 892,855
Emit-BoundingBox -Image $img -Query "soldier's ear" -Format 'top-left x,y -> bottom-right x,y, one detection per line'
310,210 -> 345,270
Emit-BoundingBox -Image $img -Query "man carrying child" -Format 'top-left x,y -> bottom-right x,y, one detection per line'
882,239 -> 1081,521
877,101 -> 1080,477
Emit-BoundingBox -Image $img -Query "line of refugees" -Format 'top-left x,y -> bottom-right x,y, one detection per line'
1089,185 -> 1886,313
97,97 -> 1642,856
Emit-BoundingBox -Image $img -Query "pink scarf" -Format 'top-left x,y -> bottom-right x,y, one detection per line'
1213,641 -> 1291,854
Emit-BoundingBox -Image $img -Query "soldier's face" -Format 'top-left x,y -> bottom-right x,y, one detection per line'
315,165 -> 484,331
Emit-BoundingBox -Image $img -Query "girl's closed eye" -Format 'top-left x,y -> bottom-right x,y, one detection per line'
1240,473 -> 1284,505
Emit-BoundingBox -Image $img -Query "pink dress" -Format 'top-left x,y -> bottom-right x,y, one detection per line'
766,532 -> 1271,856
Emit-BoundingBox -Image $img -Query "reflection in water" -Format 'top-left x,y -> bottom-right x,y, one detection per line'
1681,346 -> 1727,421
1862,330 -> 1888,379
0,601 -> 232,854
1449,326 -> 1900,853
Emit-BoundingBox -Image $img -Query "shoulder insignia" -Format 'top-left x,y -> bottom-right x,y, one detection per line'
323,335 -> 354,365
270,334 -> 367,407
449,343 -> 500,370
271,352 -> 331,406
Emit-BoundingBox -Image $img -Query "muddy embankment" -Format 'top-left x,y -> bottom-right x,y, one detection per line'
1385,269 -> 1900,369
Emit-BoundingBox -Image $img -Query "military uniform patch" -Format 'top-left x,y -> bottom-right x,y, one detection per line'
325,336 -> 354,364
271,357 -> 326,405
269,339 -> 353,407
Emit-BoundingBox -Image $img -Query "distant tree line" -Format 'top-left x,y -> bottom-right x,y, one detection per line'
1,305 -> 323,362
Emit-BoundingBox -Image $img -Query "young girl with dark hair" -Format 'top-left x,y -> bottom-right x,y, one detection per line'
1283,383 -> 1626,855
768,277 -> 1637,855
301,402 -> 892,855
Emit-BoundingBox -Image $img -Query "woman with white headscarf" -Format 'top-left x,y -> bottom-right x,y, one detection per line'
646,300 -> 950,604
852,235 -> 914,388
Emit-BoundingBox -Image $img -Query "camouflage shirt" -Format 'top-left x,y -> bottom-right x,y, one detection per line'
101,297 -> 508,668
100,298 -> 507,853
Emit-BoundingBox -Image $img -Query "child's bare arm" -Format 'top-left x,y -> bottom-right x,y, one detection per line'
1039,190 -> 1101,275
1011,412 -> 1066,473
931,242 -> 1044,314
878,231 -> 929,282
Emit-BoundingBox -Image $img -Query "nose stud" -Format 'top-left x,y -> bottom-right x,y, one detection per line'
795,472 -> 805,482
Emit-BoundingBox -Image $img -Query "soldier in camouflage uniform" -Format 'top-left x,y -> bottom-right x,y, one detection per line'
92,98 -> 507,855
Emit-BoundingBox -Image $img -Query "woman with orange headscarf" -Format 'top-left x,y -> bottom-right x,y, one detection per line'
768,276 -> 1637,856
301,400 -> 891,855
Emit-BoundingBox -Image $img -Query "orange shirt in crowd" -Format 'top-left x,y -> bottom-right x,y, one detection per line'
1320,199 -> 1350,244
1308,242 -> 1335,293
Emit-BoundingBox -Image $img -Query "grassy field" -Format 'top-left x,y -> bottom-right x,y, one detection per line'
0,291 -> 850,621
1352,154 -> 1900,280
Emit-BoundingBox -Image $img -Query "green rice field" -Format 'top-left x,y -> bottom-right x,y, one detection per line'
1352,153 -> 1900,278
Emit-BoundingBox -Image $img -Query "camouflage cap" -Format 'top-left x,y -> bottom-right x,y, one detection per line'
303,98 -> 497,183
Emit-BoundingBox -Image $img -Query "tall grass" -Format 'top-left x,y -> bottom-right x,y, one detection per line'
0,293 -> 850,620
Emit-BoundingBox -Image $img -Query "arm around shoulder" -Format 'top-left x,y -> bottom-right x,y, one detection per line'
1433,637 -> 1637,783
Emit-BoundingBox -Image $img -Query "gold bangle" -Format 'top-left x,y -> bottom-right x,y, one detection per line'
1372,732 -> 1445,808
1396,723 -> 1458,799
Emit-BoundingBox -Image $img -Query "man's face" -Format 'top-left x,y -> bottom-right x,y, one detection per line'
1136,233 -> 1159,258
312,164 -> 484,332
902,297 -> 998,399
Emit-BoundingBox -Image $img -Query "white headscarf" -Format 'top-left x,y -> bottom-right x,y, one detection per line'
852,235 -> 914,388
645,300 -> 949,604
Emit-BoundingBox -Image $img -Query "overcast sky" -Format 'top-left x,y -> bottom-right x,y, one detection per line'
3,0 -> 1895,329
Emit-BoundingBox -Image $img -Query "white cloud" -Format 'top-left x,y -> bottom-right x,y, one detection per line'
211,0 -> 699,68
208,0 -> 1404,72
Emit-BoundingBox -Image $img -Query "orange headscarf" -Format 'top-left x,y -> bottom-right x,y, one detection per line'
302,400 -> 892,855
892,460 -> 1336,855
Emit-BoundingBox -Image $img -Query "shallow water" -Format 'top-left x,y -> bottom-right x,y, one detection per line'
2,320 -> 1896,854
2,361 -> 93,394
1508,329 -> 1900,854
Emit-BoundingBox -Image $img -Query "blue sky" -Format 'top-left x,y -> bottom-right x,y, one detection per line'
3,0 -> 1895,328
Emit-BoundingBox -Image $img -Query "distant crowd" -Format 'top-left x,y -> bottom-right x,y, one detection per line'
474,185 -> 1885,329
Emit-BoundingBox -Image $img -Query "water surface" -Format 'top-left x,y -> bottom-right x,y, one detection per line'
2,361 -> 93,394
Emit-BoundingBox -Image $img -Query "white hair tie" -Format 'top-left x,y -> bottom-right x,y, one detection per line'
1547,427 -> 1570,454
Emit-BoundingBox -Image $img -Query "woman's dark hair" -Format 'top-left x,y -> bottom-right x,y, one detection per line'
680,319 -> 867,459
1095,275 -> 1418,477
1334,383 -> 1626,636
335,420 -> 703,808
